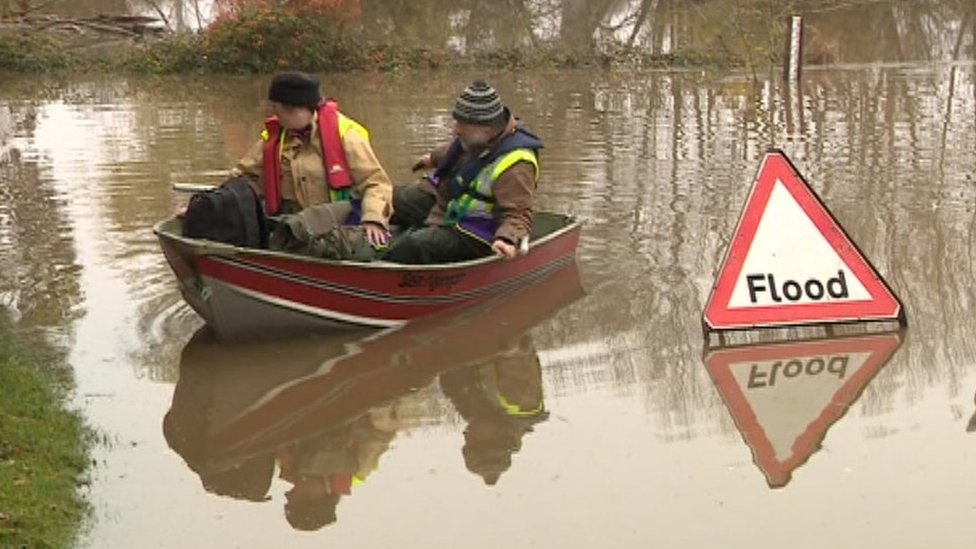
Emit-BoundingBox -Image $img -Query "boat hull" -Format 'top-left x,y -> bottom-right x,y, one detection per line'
154,213 -> 582,337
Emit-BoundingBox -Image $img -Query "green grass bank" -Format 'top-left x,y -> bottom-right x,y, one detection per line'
0,325 -> 91,549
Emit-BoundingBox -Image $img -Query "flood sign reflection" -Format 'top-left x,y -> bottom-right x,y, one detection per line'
705,332 -> 903,488
162,262 -> 584,530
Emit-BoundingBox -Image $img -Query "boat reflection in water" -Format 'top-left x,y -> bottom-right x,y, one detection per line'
704,331 -> 904,488
968,391 -> 976,433
163,262 -> 584,530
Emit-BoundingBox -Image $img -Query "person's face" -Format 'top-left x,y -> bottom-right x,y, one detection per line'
453,119 -> 496,151
272,102 -> 315,130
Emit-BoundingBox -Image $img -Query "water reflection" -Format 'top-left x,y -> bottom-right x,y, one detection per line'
0,100 -> 81,333
704,332 -> 904,488
969,392 -> 976,433
440,334 -> 548,486
163,263 -> 582,530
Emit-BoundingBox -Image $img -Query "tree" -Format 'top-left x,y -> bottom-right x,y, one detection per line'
212,0 -> 361,23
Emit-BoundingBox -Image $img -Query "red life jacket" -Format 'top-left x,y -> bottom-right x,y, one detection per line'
260,100 -> 353,215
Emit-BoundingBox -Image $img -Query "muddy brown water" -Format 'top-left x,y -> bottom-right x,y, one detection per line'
2,38 -> 976,549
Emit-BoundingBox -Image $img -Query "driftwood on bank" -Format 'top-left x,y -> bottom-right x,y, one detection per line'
1,13 -> 167,39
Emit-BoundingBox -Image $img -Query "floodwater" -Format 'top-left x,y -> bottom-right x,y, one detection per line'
2,10 -> 976,549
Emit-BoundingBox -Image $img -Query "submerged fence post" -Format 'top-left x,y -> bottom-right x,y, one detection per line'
785,15 -> 803,83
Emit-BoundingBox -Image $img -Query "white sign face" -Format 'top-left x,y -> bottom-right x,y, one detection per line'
727,180 -> 871,309
728,351 -> 872,460
703,150 -> 903,330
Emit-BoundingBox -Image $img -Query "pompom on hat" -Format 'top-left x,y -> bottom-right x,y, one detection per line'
268,71 -> 322,109
452,80 -> 507,126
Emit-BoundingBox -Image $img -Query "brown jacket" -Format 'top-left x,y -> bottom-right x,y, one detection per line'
232,112 -> 393,229
423,115 -> 537,244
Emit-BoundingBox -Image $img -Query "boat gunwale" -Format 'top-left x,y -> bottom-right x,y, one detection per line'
152,213 -> 582,272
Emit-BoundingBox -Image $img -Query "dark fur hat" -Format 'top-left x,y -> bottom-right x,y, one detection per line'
268,71 -> 322,109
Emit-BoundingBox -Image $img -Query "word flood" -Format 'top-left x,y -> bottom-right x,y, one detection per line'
747,355 -> 850,388
745,270 -> 849,303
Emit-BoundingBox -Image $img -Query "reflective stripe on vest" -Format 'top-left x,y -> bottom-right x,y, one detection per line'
445,148 -> 539,243
329,114 -> 367,202
496,392 -> 545,417
476,364 -> 546,418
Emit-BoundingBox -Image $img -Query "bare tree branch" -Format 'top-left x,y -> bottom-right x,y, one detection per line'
627,0 -> 656,48
141,0 -> 171,31
7,0 -> 59,17
193,0 -> 204,30
36,17 -> 138,36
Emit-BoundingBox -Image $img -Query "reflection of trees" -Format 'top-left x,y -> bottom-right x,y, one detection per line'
95,56 -> 972,432
602,0 -> 975,64
6,2 -> 973,432
0,104 -> 81,332
68,77 -> 260,380
516,60 -> 976,436
800,0 -> 975,63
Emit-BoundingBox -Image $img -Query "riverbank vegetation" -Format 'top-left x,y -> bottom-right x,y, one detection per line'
0,322 -> 92,548
5,0 -> 970,74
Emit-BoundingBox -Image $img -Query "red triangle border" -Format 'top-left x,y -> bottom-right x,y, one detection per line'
703,150 -> 903,330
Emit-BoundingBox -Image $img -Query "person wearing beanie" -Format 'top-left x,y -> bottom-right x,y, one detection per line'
439,336 -> 548,486
382,80 -> 544,264
229,71 -> 393,249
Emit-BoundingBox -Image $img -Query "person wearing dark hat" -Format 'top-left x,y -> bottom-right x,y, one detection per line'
284,479 -> 341,531
230,71 -> 393,249
382,80 -> 543,264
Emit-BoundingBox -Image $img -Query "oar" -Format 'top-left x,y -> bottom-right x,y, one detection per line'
172,183 -> 217,193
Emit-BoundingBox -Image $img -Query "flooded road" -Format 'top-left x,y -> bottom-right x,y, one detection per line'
3,25 -> 976,549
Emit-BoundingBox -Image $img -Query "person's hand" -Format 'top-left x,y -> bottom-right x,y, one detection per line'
364,222 -> 391,249
491,238 -> 517,259
411,153 -> 433,172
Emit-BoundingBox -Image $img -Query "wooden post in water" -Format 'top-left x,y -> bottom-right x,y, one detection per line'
783,15 -> 804,136
784,15 -> 803,83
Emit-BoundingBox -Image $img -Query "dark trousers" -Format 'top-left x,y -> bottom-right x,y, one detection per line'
383,185 -> 490,264
389,185 -> 435,229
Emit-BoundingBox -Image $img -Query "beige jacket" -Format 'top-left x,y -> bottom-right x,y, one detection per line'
232,112 -> 393,229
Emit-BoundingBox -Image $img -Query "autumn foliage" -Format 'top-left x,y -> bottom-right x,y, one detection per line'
199,0 -> 365,72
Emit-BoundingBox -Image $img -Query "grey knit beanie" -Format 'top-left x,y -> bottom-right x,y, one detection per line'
452,80 -> 506,125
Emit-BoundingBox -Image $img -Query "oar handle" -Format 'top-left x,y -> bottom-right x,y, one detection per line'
172,183 -> 217,193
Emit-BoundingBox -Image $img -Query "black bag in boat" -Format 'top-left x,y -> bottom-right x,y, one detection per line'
182,177 -> 268,248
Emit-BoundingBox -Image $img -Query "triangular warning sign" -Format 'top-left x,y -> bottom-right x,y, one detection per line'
705,332 -> 902,487
703,150 -> 904,331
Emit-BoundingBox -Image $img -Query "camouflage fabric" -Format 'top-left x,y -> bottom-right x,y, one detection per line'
269,202 -> 377,261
